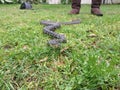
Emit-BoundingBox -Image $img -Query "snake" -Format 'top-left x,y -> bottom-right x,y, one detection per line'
40,20 -> 81,47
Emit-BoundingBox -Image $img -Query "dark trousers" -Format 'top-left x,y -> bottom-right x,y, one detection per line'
72,0 -> 102,10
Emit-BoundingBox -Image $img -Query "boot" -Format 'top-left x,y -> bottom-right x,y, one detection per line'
91,0 -> 103,16
69,0 -> 81,14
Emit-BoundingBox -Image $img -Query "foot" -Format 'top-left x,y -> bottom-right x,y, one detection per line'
91,8 -> 103,16
69,9 -> 79,14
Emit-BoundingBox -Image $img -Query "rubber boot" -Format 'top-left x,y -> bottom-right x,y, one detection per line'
69,0 -> 81,14
91,0 -> 103,16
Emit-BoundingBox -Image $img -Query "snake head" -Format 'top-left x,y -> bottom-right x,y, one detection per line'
47,39 -> 61,47
58,34 -> 67,43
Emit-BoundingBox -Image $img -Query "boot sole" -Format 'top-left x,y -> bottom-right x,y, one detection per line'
91,13 -> 103,16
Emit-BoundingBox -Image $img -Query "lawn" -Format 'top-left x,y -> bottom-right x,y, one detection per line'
0,4 -> 120,90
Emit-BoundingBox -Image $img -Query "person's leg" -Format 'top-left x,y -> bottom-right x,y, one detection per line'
69,0 -> 81,14
91,0 -> 103,16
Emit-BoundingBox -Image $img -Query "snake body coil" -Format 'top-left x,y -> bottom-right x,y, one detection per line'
40,20 -> 80,46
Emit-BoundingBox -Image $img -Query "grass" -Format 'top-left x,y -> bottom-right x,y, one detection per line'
0,4 -> 120,90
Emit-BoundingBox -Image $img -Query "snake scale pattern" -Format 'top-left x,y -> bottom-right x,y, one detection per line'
40,20 -> 81,47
